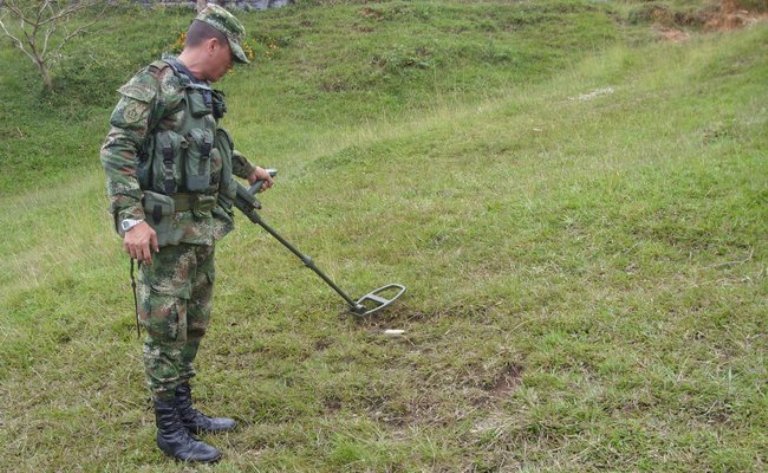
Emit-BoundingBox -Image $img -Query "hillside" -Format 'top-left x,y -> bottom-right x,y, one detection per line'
1,1 -> 767,471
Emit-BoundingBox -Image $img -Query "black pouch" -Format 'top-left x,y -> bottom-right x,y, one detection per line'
211,90 -> 227,120
185,128 -> 214,192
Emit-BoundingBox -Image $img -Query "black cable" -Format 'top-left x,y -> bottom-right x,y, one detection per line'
130,258 -> 140,338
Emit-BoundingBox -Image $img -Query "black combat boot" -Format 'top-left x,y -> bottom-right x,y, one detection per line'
175,382 -> 237,434
154,398 -> 222,463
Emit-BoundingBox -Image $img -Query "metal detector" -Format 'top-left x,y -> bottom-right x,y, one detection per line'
234,170 -> 406,316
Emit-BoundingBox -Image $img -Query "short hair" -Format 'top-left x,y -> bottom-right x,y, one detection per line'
186,19 -> 228,48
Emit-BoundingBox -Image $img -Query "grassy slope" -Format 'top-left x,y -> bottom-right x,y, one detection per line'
1,1 -> 767,471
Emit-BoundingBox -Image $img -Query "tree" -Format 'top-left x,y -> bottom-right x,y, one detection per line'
0,0 -> 105,92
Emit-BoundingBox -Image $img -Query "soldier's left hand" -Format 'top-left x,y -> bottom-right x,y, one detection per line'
123,221 -> 159,264
248,166 -> 274,192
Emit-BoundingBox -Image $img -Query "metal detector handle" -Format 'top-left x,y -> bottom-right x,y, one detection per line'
234,169 -> 277,221
248,168 -> 278,195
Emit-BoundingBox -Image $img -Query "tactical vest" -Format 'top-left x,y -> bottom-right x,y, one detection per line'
135,60 -> 237,246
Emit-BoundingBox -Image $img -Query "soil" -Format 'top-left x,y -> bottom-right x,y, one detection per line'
705,0 -> 767,31
656,0 -> 767,42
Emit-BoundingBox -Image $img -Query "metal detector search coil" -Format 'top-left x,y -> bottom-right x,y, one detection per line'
353,284 -> 407,316
235,170 -> 406,317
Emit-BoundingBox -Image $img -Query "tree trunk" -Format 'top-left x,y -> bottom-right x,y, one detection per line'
36,58 -> 53,92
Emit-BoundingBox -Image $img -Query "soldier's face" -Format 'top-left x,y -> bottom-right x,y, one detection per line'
207,38 -> 234,82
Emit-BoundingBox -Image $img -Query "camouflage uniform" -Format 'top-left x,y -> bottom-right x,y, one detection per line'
100,7 -> 253,402
138,244 -> 216,398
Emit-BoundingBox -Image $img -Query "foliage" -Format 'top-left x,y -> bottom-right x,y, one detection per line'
0,0 -> 107,91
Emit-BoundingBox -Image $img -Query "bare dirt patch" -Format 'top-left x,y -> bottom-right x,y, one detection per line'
486,363 -> 524,398
654,0 -> 767,42
703,0 -> 766,30
656,27 -> 691,42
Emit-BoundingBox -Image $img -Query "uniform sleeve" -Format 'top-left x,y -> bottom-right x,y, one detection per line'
99,71 -> 160,225
231,149 -> 257,180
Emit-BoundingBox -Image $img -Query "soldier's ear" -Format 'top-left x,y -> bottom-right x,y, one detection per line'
205,37 -> 219,55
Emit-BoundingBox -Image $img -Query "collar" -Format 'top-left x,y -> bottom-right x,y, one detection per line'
164,56 -> 211,89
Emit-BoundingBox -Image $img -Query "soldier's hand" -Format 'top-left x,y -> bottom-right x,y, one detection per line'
123,221 -> 159,264
248,166 -> 274,192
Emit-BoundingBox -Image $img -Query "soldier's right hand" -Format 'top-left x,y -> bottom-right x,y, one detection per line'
123,222 -> 159,264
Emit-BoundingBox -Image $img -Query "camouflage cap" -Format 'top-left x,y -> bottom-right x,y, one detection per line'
195,4 -> 249,64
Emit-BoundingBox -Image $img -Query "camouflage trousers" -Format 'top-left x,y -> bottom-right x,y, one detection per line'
137,243 -> 215,400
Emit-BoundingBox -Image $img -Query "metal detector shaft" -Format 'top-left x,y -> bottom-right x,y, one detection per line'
234,170 -> 405,316
252,213 -> 361,309
234,173 -> 364,312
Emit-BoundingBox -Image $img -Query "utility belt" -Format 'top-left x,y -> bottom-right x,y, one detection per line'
143,190 -> 217,218
170,192 -> 217,213
141,190 -> 218,247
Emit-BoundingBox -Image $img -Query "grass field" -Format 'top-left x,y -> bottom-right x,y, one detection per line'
1,1 -> 767,471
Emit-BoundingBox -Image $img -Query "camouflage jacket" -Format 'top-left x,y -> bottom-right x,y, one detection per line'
100,57 -> 256,245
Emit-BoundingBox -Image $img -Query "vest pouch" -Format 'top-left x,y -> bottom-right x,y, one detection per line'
135,132 -> 155,189
151,130 -> 186,195
185,128 -> 214,192
212,127 -> 236,241
142,190 -> 184,247
188,89 -> 212,117
192,194 -> 216,219
215,128 -> 236,203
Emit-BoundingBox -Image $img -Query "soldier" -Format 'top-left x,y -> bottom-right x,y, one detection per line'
100,5 -> 273,463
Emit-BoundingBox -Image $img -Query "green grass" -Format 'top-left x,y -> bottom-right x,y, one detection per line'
1,1 -> 767,471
